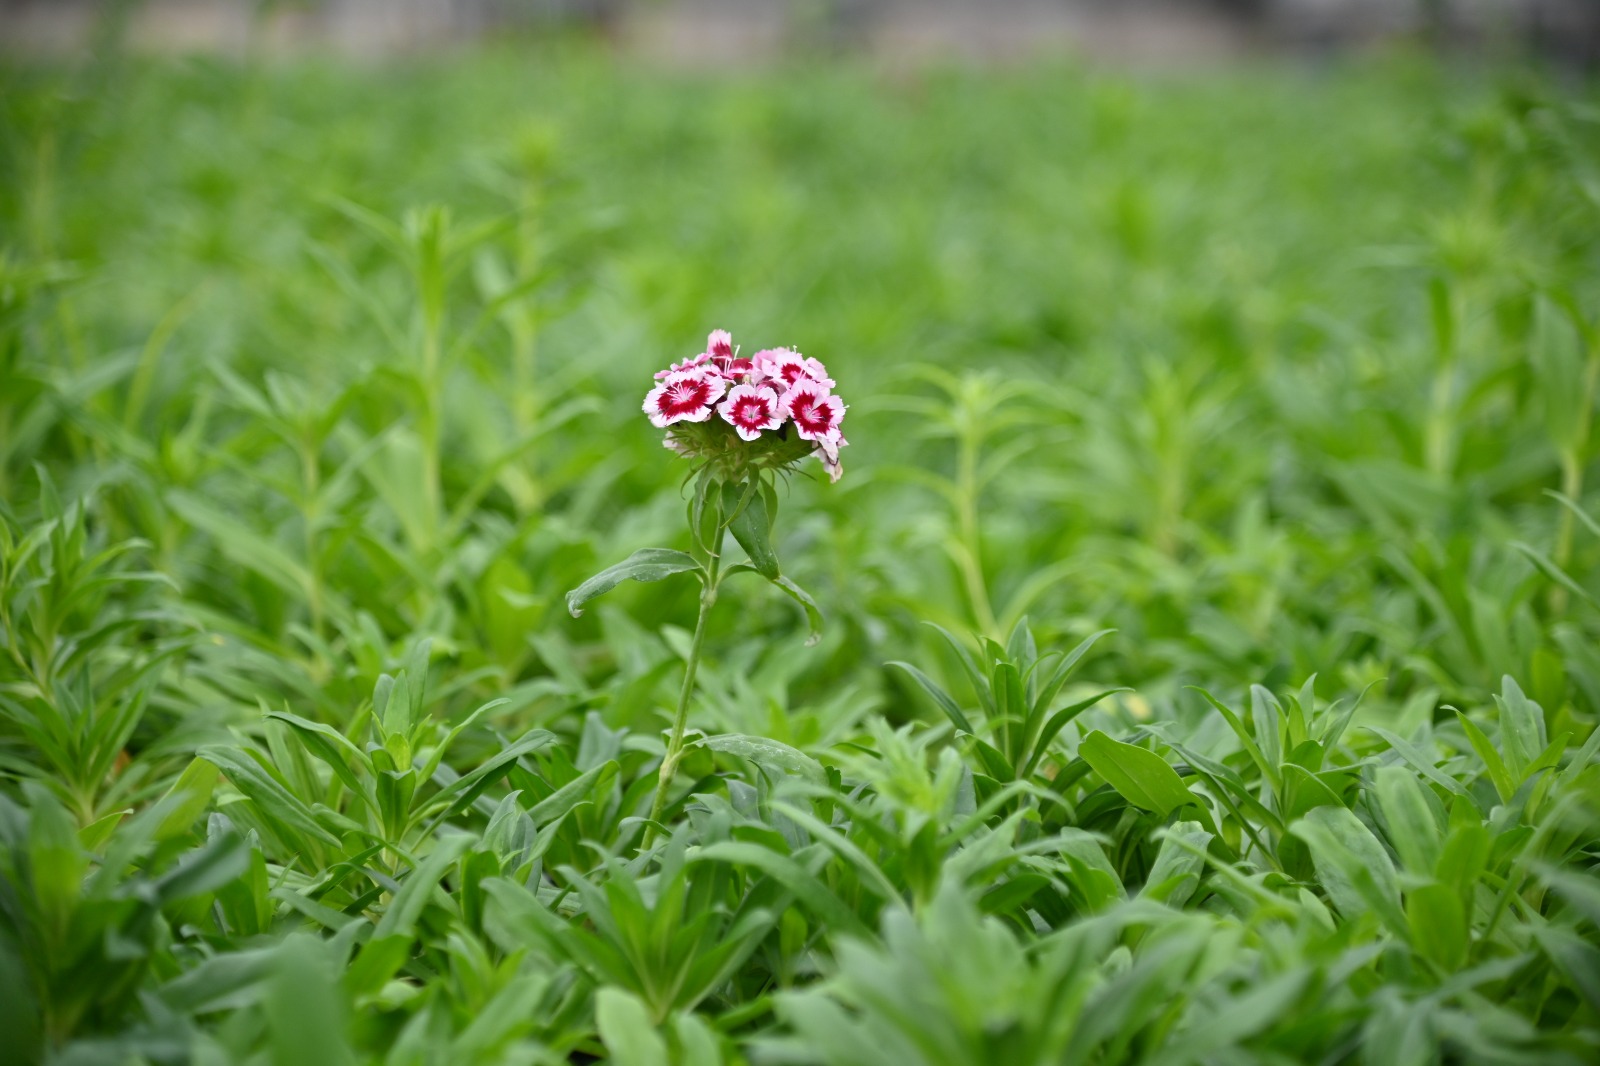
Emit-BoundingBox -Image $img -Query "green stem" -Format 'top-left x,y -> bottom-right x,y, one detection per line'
643,579 -> 717,849
1550,343 -> 1600,615
421,319 -> 443,538
1424,360 -> 1454,481
956,425 -> 999,640
300,434 -> 324,644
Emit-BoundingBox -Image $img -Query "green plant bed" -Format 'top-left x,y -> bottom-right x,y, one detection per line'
1,47 -> 1598,1064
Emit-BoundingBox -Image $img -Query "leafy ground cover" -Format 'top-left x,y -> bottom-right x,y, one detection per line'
2,44 -> 1600,1064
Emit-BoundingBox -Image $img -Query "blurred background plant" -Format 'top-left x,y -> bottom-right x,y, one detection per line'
2,3 -> 1600,1063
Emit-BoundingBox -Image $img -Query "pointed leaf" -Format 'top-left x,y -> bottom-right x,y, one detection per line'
1079,731 -> 1193,817
725,478 -> 779,579
565,549 -> 702,618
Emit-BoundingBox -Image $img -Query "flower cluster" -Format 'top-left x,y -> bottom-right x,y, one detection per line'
643,329 -> 848,482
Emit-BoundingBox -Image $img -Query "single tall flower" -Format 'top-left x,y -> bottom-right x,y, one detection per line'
575,328 -> 849,855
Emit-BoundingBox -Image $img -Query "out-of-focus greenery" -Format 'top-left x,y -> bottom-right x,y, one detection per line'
2,44 -> 1599,1064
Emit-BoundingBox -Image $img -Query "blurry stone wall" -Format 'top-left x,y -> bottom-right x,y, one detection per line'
2,0 -> 1596,64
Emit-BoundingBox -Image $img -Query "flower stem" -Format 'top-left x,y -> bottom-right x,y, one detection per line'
643,525 -> 723,849
1550,342 -> 1600,616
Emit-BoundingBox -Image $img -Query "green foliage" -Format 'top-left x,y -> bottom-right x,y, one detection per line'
1,45 -> 1599,1065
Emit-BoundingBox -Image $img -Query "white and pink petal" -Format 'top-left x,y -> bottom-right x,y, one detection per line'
781,379 -> 846,442
654,351 -> 712,380
644,368 -> 726,428
752,348 -> 810,390
801,357 -> 835,389
717,383 -> 784,441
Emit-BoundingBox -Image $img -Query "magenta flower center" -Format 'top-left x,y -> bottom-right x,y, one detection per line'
790,395 -> 836,435
731,395 -> 773,427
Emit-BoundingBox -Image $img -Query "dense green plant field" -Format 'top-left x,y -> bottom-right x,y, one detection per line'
3,45 -> 1600,1064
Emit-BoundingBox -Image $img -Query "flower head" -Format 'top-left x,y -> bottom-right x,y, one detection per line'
643,367 -> 726,428
646,329 -> 848,483
718,383 -> 784,441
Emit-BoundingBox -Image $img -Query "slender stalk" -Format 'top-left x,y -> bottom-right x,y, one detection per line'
420,314 -> 443,539
1550,342 -> 1600,616
643,586 -> 716,847
1424,360 -> 1455,481
643,517 -> 725,849
300,433 -> 324,644
956,424 -> 999,640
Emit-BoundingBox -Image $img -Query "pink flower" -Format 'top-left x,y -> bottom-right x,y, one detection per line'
706,328 -> 745,373
752,348 -> 809,391
644,368 -> 726,428
717,382 -> 784,441
654,351 -> 711,380
723,357 -> 755,379
801,357 -> 835,389
781,379 -> 846,442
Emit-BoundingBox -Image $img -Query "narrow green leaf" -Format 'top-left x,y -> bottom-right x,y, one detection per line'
1290,806 -> 1404,934
1363,727 -> 1470,797
78,809 -> 130,852
372,834 -> 472,940
524,760 -> 615,828
1079,731 -> 1194,817
153,831 -> 249,905
691,842 -> 871,938
1454,711 -> 1515,803
1193,687 -> 1281,795
1250,685 -> 1284,772
1141,821 -> 1212,906
701,734 -> 824,781
926,623 -> 996,718
264,711 -> 374,807
1021,688 -> 1127,777
268,935 -> 353,1066
421,729 -> 556,831
887,661 -> 975,734
1407,882 -> 1467,971
200,745 -> 342,847
154,757 -> 220,841
596,986 -> 669,1065
1374,766 -> 1442,877
725,477 -> 779,579
1494,676 -> 1547,779
565,549 -> 702,618
773,575 -> 824,646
